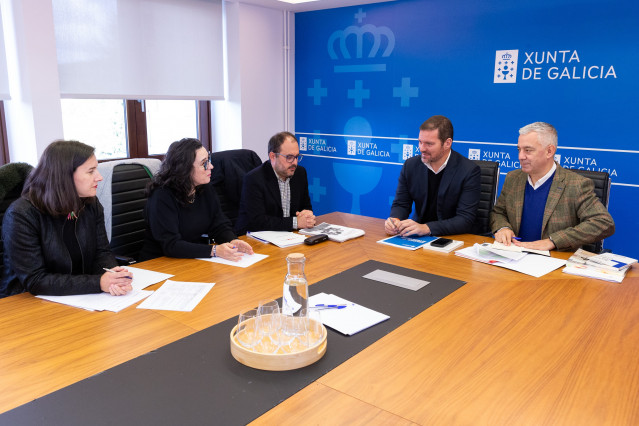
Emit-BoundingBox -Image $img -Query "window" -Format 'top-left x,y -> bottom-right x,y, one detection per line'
61,99 -> 128,160
60,99 -> 211,160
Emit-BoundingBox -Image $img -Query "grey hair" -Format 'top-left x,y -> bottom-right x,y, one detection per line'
519,122 -> 557,148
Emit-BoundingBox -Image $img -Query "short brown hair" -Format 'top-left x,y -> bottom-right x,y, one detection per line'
419,115 -> 454,144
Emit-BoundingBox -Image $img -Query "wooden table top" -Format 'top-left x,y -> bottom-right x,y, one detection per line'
1,212 -> 637,425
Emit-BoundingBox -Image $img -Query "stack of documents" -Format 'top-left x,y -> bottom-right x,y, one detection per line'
377,234 -> 436,250
309,292 -> 389,335
454,243 -> 566,278
36,266 -> 174,312
562,249 -> 636,283
299,222 -> 365,242
247,231 -> 307,247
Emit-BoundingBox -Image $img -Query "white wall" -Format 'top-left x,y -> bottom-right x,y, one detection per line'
213,1 -> 291,161
1,0 -> 64,164
1,0 -> 293,164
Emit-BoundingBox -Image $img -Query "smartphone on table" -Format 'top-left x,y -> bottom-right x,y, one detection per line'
430,237 -> 453,248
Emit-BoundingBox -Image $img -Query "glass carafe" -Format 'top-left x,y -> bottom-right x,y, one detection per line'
282,253 -> 308,317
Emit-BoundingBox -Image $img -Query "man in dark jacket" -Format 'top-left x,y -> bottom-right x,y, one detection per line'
386,115 -> 481,237
235,132 -> 314,235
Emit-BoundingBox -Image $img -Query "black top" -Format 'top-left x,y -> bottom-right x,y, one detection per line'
62,217 -> 84,275
139,184 -> 236,261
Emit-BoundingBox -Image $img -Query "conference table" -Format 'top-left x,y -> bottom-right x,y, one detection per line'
1,212 -> 638,425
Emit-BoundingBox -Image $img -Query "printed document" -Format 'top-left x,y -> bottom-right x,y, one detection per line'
309,293 -> 389,335
197,252 -> 268,268
137,280 -> 214,311
37,290 -> 153,313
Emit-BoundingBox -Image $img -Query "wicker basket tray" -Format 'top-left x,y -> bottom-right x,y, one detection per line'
230,318 -> 327,371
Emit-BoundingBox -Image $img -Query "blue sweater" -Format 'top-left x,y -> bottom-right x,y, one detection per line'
518,173 -> 555,242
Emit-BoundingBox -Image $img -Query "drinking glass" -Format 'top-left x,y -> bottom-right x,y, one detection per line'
236,308 -> 258,349
255,300 -> 280,353
279,314 -> 308,353
305,309 -> 324,347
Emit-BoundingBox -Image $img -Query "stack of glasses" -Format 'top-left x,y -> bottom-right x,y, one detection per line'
236,300 -> 324,354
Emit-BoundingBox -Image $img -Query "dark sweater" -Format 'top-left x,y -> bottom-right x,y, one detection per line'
139,184 -> 236,261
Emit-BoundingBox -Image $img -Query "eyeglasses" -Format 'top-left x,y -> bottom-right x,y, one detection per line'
274,153 -> 303,163
200,152 -> 212,171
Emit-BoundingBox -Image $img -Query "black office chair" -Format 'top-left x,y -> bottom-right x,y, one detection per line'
0,162 -> 33,273
97,160 -> 160,263
472,160 -> 500,236
570,169 -> 611,253
210,149 -> 262,229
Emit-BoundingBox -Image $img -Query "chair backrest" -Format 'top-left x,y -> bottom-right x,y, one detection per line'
472,160 -> 500,236
210,149 -> 262,227
96,161 -> 160,263
0,162 -> 33,272
569,169 -> 611,253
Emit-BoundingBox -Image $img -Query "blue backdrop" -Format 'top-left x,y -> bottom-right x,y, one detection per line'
295,0 -> 639,257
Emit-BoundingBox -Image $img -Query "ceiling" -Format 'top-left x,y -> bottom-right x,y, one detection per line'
227,0 -> 395,13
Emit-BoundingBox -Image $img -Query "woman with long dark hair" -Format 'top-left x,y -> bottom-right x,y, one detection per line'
139,138 -> 253,261
1,140 -> 133,298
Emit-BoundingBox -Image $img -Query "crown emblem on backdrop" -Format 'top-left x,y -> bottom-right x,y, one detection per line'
502,53 -> 512,60
327,12 -> 396,73
328,24 -> 395,60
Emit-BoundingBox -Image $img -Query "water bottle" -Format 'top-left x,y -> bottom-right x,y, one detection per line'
282,253 -> 308,317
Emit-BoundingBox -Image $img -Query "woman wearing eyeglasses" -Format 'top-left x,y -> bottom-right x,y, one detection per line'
139,138 -> 253,261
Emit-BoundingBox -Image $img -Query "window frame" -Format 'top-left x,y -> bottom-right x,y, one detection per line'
118,99 -> 212,161
0,102 -> 9,165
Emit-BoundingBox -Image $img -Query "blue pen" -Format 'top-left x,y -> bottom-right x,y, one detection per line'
312,304 -> 348,309
511,236 -> 522,240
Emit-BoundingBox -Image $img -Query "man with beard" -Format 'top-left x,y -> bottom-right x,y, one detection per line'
235,131 -> 315,234
490,122 -> 614,251
385,115 -> 481,237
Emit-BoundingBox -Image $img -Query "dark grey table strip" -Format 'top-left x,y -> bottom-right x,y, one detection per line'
1,260 -> 466,426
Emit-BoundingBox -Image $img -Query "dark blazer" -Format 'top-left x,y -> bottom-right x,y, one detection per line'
235,161 -> 312,235
490,164 -> 615,250
390,149 -> 481,236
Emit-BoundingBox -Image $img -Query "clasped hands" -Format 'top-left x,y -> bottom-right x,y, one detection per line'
213,239 -> 254,262
384,217 -> 431,237
493,228 -> 556,251
100,266 -> 133,296
296,210 -> 316,229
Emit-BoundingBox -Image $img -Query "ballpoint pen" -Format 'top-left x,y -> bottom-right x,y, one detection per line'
103,267 -> 133,280
311,304 -> 348,310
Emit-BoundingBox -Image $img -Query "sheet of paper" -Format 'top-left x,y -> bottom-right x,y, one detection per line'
247,231 -> 307,247
309,293 -> 389,335
363,269 -> 430,291
136,280 -> 214,311
125,266 -> 174,291
37,290 -> 153,313
196,252 -> 268,268
496,254 -> 566,278
491,241 -> 550,257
